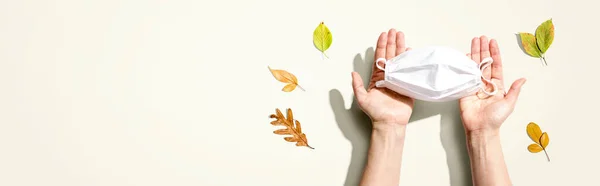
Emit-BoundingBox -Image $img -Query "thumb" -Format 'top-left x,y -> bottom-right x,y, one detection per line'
505,78 -> 527,105
351,72 -> 368,105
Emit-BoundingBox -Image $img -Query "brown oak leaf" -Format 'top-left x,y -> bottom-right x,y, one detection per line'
269,108 -> 314,149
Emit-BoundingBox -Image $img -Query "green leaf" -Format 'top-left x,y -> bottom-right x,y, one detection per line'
519,32 -> 542,58
313,22 -> 332,58
535,19 -> 554,53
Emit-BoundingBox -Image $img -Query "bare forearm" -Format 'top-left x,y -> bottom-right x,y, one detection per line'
360,124 -> 406,186
466,130 -> 511,186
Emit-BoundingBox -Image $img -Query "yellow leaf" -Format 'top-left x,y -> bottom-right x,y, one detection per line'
268,66 -> 305,92
269,108 -> 314,149
527,122 -> 543,144
528,144 -> 543,153
313,22 -> 332,58
525,122 -> 551,162
540,132 -> 549,148
282,84 -> 296,92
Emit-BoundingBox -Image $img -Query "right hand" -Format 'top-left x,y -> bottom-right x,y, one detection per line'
352,29 -> 414,127
459,36 -> 527,133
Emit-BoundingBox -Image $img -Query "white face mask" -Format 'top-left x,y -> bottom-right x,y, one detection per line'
375,46 -> 497,102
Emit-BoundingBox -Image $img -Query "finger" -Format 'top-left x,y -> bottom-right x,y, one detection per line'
373,32 -> 387,71
351,72 -> 368,105
386,29 -> 397,59
395,31 -> 406,54
370,32 -> 387,89
470,37 -> 481,64
490,39 -> 504,89
505,78 -> 527,105
373,32 -> 387,69
467,53 -> 471,58
406,47 -> 412,51
480,36 -> 491,80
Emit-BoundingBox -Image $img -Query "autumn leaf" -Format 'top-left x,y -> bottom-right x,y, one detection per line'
526,121 -> 543,142
313,22 -> 332,58
268,66 -> 305,92
269,108 -> 314,149
519,33 -> 542,58
528,144 -> 543,153
536,19 -> 554,54
526,122 -> 551,162
517,18 -> 554,66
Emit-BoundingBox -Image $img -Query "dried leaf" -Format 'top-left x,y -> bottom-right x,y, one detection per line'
527,122 -> 543,145
269,108 -> 314,149
519,33 -> 542,58
268,66 -> 305,92
526,122 -> 551,161
313,22 -> 332,58
528,144 -> 543,153
540,132 -> 549,148
282,84 -> 297,92
535,19 -> 554,53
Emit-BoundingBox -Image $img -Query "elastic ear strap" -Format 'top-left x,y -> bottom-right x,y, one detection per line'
478,57 -> 498,95
375,58 -> 386,71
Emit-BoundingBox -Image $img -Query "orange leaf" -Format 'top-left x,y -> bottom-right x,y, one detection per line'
528,144 -> 543,153
282,84 -> 297,92
269,108 -> 313,149
526,122 -> 551,162
268,66 -> 305,92
540,132 -> 549,148
527,122 -> 543,145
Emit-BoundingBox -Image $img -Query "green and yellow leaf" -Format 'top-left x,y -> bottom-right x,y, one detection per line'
519,33 -> 542,58
535,19 -> 554,53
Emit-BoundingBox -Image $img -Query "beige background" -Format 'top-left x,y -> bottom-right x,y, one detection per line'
0,0 -> 598,185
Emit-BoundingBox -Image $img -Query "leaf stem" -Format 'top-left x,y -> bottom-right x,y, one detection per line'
322,52 -> 329,59
543,149 -> 550,162
306,145 -> 315,149
541,55 -> 548,66
297,84 -> 305,91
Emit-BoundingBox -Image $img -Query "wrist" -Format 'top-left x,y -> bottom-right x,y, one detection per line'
466,129 -> 501,148
372,123 -> 406,139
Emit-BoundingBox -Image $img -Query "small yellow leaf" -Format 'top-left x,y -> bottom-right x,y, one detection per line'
313,22 -> 333,58
282,84 -> 296,92
268,66 -> 305,92
528,144 -> 543,153
527,122 -> 543,144
540,132 -> 549,148
525,122 -> 551,162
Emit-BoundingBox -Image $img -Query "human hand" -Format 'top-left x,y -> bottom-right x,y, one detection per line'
460,36 -> 527,134
351,29 -> 414,127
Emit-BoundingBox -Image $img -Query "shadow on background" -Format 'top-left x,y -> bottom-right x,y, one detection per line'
329,48 -> 472,186
515,33 -> 527,55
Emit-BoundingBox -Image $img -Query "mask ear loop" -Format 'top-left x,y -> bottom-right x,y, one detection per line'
478,57 -> 498,95
375,58 -> 386,71
374,58 -> 388,87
